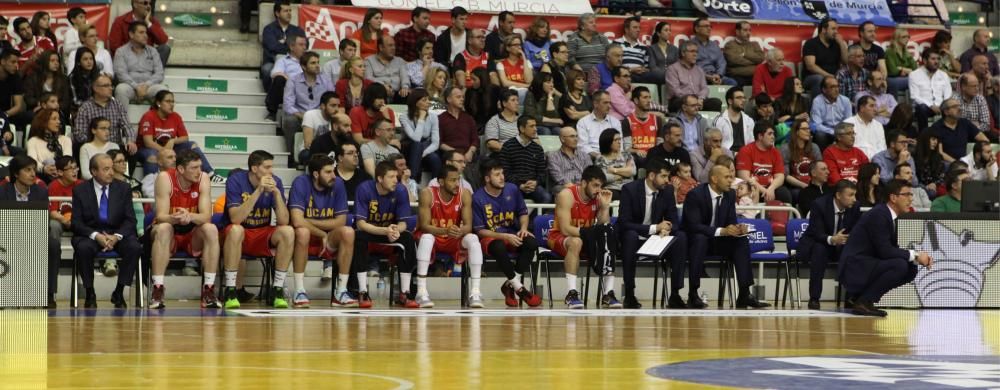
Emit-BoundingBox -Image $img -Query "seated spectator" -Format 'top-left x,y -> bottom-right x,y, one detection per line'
524,73 -> 564,135
79,117 -> 119,180
929,98 -> 990,163
960,141 -> 998,181
336,57 -> 373,113
959,29 -> 999,76
845,96 -> 886,159
566,13 -> 610,74
394,7 -> 436,62
910,48 -> 952,131
854,70 -> 897,126
0,17 -> 11,54
433,7 -> 471,67
391,153 -> 419,202
689,17 -> 735,86
22,50 -> 71,118
930,169 -> 969,212
614,16 -> 655,84
795,160 -> 830,217
751,93 -> 778,129
856,163 -> 882,207
485,89 -> 521,154
72,74 -> 137,159
559,68 -> 592,128
690,128 -> 732,183
540,41 -> 579,96
577,91 -> 624,159
66,25 -> 113,77
438,87 -> 480,182
894,163 -> 931,209
587,44 -> 623,94
107,149 -> 142,191
622,86 -> 666,165
260,1 -> 304,91
711,86 -> 754,153
334,142 -> 370,205
308,113 -> 353,161
723,21 -> 764,87
0,154 -> 57,307
737,123 -> 792,203
360,118 -> 401,177
671,161 -> 699,204
46,156 -> 83,272
836,45 -> 870,103
136,90 -> 224,182
399,89 -> 442,182
428,150 -> 473,191
914,130 -> 946,197
365,35 -> 410,103
673,94 -> 710,151
595,128 -> 635,200
12,17 -> 55,68
301,92 -> 343,163
406,38 -> 446,90
109,0 -> 170,67
266,33 -> 306,121
423,67 -> 448,111
885,101 -> 917,139
452,28 -> 493,89
885,28 -> 917,94
822,122 -> 869,185
647,21 -> 679,86
499,115 -> 550,203
872,131 -> 917,186
523,17 -> 552,72
283,51 -> 334,167
352,9 -> 383,59
496,34 -> 533,92
857,21 -> 887,75
69,48 -> 101,108
26,108 -> 71,168
810,76 -> 852,148
464,67 -> 499,129
666,41 -> 722,111
30,12 -> 56,48
322,39 -> 356,83
775,77 -> 811,125
113,22 -> 167,104
547,126 -> 593,195
753,48 -> 793,101
955,73 -> 992,133
349,83 -> 398,146
801,18 -> 846,97
606,66 -> 636,121
647,122 -> 691,169
140,147 -> 174,199
931,30 -> 962,78
780,118 -> 822,199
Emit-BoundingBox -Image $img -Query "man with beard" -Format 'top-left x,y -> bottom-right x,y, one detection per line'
711,86 -> 755,153
909,49 -> 953,131
310,113 -> 353,161
799,179 -> 860,310
736,123 -> 792,203
300,92 -> 343,164
289,155 -> 358,308
854,70 -> 897,125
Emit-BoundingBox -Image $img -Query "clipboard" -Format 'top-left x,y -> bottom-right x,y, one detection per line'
637,235 -> 676,257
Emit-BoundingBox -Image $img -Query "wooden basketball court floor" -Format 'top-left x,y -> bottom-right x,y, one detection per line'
5,301 -> 999,389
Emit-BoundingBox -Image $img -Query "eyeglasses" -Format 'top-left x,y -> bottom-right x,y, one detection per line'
307,86 -> 313,100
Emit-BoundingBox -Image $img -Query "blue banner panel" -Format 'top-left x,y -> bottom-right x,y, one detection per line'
698,0 -> 897,27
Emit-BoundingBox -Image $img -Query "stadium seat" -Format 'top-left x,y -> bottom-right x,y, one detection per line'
784,218 -> 808,309
708,85 -> 729,110
739,218 -> 792,307
537,135 -> 560,153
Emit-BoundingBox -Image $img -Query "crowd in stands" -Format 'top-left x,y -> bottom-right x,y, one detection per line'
0,2 -> 998,313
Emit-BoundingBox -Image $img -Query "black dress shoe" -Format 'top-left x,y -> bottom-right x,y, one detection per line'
623,295 -> 642,309
843,296 -> 856,309
808,300 -> 820,310
111,290 -> 127,309
685,294 -> 707,309
47,295 -> 57,309
84,289 -> 97,309
851,301 -> 885,317
736,294 -> 771,309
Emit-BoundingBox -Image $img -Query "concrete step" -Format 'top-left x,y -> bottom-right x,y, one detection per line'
166,68 -> 260,79
170,90 -> 266,106
212,166 -> 302,184
128,103 -> 268,123
165,75 -> 263,94
133,119 -> 276,136
187,134 -> 285,151
167,26 -> 252,42
202,150 -> 289,167
168,39 -> 262,68
156,0 -> 239,14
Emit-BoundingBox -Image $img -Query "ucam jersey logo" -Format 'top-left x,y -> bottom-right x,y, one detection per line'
646,355 -> 1000,389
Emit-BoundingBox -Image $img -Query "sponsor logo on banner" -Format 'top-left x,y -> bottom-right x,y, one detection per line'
204,136 -> 247,152
196,107 -> 238,121
2,4 -> 111,45
187,79 -> 229,93
697,0 -> 755,18
300,5 -> 940,64
349,0 -> 590,15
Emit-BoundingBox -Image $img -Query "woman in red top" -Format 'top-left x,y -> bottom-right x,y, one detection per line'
779,118 -> 823,200
351,9 -> 383,59
496,34 -> 532,90
137,91 -> 226,183
335,56 -> 372,112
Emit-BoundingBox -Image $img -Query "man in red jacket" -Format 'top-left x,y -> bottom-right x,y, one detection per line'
822,122 -> 870,186
109,0 -> 170,67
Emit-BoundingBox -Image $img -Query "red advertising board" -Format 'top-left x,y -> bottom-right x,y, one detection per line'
2,4 -> 111,46
299,5 -> 941,63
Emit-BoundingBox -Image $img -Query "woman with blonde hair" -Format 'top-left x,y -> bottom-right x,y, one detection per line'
424,67 -> 449,111
885,28 -> 917,93
496,34 -> 533,90
523,17 -> 552,71
335,56 -> 373,112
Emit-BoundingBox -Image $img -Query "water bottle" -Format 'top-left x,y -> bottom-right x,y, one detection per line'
376,276 -> 386,300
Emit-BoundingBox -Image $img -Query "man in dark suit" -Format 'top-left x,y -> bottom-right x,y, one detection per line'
799,180 -> 861,310
71,153 -> 141,308
839,179 -> 933,316
0,154 -> 58,308
683,165 -> 770,308
618,159 -> 688,309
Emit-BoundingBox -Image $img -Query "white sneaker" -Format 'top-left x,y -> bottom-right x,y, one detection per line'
468,294 -> 484,308
416,294 -> 435,308
181,266 -> 199,276
102,259 -> 118,277
321,265 -> 333,281
209,173 -> 227,184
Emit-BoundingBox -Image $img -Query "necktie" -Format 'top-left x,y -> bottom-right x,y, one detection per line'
99,186 -> 109,223
834,211 -> 844,233
712,195 -> 722,228
644,191 -> 657,225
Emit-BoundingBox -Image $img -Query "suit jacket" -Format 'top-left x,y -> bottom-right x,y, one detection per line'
617,179 -> 680,236
0,182 -> 49,202
71,179 -> 137,240
799,193 -> 861,260
838,203 -> 910,289
682,183 -> 737,237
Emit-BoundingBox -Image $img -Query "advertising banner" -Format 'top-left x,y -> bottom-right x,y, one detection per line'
348,0 -> 594,16
2,4 -> 111,46
696,0 -> 896,27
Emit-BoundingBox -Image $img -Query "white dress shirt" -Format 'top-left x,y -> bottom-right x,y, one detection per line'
576,112 -> 624,155
845,114 -> 887,159
908,67 -> 952,108
888,206 -> 917,262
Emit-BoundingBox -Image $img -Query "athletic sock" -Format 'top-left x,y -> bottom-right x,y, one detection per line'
508,277 -> 523,291
470,277 -> 481,295
400,273 -> 412,294
566,274 -> 578,292
224,271 -> 237,287
337,274 -> 350,293
417,276 -> 428,296
294,272 -> 305,293
152,275 -> 165,286
203,272 -> 216,287
356,272 -> 368,292
273,270 -> 287,288
602,275 -> 615,295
